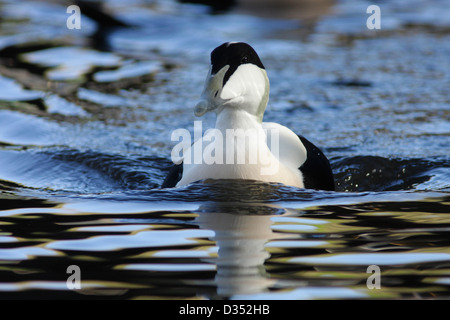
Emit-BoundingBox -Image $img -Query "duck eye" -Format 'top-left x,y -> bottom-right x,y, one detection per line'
241,56 -> 249,63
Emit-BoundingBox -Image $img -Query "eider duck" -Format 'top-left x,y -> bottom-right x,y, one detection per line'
162,42 -> 334,191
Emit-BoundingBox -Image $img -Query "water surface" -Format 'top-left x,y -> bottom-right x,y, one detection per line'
0,0 -> 449,299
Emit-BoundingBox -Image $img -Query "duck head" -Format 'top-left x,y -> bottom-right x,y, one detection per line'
195,42 -> 270,123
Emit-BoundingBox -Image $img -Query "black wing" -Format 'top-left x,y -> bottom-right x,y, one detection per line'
161,162 -> 183,188
298,136 -> 335,191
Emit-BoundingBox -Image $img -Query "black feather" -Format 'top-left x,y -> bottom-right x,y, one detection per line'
298,136 -> 335,191
161,162 -> 183,188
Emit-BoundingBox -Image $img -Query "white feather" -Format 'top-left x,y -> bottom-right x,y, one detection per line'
177,109 -> 305,188
220,64 -> 266,114
262,122 -> 307,171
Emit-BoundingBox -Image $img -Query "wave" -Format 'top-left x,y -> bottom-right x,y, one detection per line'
0,148 -> 164,193
0,147 -> 448,197
331,156 -> 450,192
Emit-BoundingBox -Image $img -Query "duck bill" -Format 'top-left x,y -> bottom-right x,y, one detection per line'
194,65 -> 229,117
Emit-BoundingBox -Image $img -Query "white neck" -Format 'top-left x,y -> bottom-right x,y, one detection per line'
217,64 -> 270,122
215,108 -> 263,133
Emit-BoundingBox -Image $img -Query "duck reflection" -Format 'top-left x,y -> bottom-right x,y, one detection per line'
193,180 -> 291,297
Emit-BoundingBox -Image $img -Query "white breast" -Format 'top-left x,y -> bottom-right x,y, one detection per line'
177,110 -> 305,188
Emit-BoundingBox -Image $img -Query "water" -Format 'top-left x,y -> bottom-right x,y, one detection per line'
0,0 -> 449,300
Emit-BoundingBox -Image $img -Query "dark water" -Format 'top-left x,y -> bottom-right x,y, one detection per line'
0,0 -> 449,299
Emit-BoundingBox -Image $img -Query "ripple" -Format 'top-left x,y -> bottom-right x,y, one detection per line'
22,47 -> 122,81
332,156 -> 450,192
0,246 -> 57,260
232,287 -> 367,300
279,252 -> 450,266
0,149 -> 121,193
46,229 -> 214,251
0,76 -> 44,101
118,263 -> 216,272
0,110 -> 63,146
93,61 -> 160,83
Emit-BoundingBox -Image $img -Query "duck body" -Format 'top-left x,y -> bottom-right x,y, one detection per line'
162,42 -> 334,191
